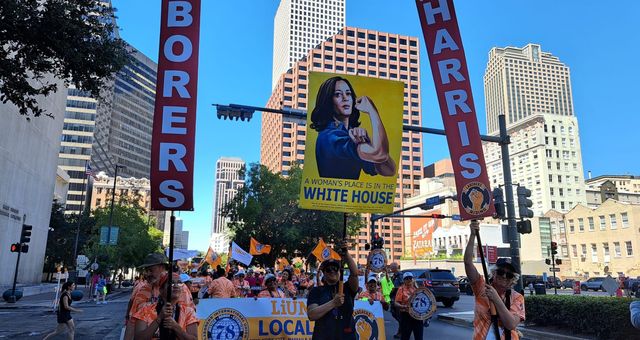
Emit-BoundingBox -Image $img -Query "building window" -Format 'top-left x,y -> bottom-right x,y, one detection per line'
568,219 -> 574,233
610,214 -> 617,229
96,198 -> 101,206
578,218 -> 584,232
571,245 -> 577,257
591,244 -> 598,263
626,241 -> 633,256
588,217 -> 594,231
622,212 -> 629,228
614,242 -> 622,257
603,243 -> 609,257
599,216 -> 606,230
581,244 -> 587,257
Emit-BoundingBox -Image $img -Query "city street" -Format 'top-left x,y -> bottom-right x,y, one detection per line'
0,287 -> 129,339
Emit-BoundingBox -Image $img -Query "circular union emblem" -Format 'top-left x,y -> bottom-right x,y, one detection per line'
367,249 -> 387,273
201,308 -> 249,340
321,247 -> 331,259
353,308 -> 379,340
408,288 -> 437,321
460,181 -> 491,216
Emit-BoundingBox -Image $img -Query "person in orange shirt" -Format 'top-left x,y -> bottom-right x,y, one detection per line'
207,266 -> 237,298
129,253 -> 198,340
280,268 -> 297,298
233,270 -> 251,297
394,272 -> 423,339
359,275 -> 389,310
464,221 -> 525,340
257,274 -> 286,298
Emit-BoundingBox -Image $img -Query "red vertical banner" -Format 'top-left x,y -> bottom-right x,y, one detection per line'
415,0 -> 494,220
150,0 -> 201,211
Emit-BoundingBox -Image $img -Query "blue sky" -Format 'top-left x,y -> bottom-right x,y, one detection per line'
112,1 -> 639,252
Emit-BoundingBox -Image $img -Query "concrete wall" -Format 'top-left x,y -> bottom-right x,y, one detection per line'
0,78 -> 66,285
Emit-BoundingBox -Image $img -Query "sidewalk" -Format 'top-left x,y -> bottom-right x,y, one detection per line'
437,311 -> 594,340
0,285 -> 131,309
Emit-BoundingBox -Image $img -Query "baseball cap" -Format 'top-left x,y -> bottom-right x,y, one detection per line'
179,273 -> 191,283
264,273 -> 276,282
235,269 -> 246,276
320,259 -> 340,271
495,258 -> 517,273
367,274 -> 378,283
403,272 -> 414,280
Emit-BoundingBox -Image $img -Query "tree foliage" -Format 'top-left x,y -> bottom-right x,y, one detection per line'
0,0 -> 131,117
44,200 -> 94,272
84,197 -> 162,273
222,164 -> 362,267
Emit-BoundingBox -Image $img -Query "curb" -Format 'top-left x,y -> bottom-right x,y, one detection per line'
0,288 -> 131,309
437,314 -> 592,340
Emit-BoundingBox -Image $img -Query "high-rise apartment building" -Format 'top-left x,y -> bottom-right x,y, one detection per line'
262,26 -> 424,263
483,44 -> 586,215
92,47 -> 157,179
163,217 -> 189,249
211,157 -> 245,236
272,0 -> 345,88
484,44 -> 574,135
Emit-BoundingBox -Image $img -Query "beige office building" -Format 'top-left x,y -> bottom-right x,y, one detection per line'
585,175 -> 640,207
89,172 -> 164,231
262,26 -> 423,264
562,199 -> 640,278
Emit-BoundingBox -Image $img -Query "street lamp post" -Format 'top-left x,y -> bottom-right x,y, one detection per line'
107,165 -> 125,244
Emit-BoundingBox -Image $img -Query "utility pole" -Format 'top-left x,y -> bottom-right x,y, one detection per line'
497,115 -> 523,292
107,165 -> 124,245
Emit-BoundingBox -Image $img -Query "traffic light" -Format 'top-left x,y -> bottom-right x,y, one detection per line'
20,224 -> 32,244
516,186 -> 534,218
550,241 -> 558,255
215,105 -> 254,121
555,258 -> 562,265
545,258 -> 551,265
10,243 -> 20,253
492,187 -> 506,220
517,220 -> 532,234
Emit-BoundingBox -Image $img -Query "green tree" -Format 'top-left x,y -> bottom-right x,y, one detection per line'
84,197 -> 162,274
0,0 -> 130,117
223,163 -> 362,267
43,201 -> 75,275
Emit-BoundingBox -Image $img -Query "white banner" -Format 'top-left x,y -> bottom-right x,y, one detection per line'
166,248 -> 200,260
231,241 -> 253,266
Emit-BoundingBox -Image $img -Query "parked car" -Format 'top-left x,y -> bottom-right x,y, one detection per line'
546,277 -> 562,289
561,279 -> 575,289
398,269 -> 460,307
581,277 -> 605,291
522,275 -> 544,288
457,276 -> 473,295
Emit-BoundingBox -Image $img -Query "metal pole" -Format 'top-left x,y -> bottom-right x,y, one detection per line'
166,211 -> 175,302
498,114 -> 523,292
72,162 -> 88,268
107,165 -> 120,244
9,214 -> 27,303
551,241 -> 558,295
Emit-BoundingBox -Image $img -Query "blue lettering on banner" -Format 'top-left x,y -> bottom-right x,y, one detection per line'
258,320 -> 313,336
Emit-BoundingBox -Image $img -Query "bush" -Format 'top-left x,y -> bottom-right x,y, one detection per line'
525,295 -> 636,339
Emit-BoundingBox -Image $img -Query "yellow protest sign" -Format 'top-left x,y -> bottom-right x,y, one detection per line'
299,72 -> 404,213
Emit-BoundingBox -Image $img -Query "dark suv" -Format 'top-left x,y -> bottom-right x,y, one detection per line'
398,269 -> 460,307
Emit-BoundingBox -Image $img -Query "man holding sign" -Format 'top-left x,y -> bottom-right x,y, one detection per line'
307,241 -> 359,339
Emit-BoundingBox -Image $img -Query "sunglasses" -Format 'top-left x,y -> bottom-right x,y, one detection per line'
496,268 -> 515,279
324,267 -> 339,274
